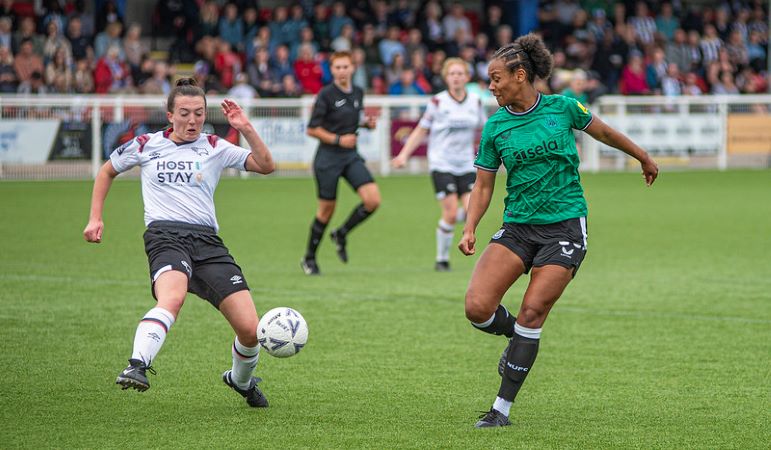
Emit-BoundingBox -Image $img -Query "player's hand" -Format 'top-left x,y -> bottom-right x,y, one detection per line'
221,98 -> 250,131
391,153 -> 408,168
83,219 -> 104,243
641,156 -> 659,186
339,133 -> 357,148
458,229 -> 476,256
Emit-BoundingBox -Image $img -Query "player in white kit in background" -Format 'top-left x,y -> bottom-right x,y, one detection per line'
83,78 -> 277,407
392,58 -> 488,271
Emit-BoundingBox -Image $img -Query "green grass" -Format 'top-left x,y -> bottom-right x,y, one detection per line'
1,170 -> 769,449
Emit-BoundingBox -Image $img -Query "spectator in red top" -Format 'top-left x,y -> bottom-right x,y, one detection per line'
294,43 -> 322,94
214,39 -> 241,89
94,45 -> 132,93
619,51 -> 650,95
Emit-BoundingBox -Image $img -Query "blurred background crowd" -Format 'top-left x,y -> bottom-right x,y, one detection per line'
0,0 -> 768,102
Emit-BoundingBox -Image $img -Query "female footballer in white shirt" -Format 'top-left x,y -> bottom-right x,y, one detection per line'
83,78 -> 276,407
392,58 -> 487,271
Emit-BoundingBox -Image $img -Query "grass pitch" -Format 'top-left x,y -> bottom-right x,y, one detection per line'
1,170 -> 769,449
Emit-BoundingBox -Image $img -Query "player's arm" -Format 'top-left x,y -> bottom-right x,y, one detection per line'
307,126 -> 357,149
83,161 -> 119,243
221,98 -> 275,174
584,116 -> 659,186
391,126 -> 429,168
459,169 -> 496,256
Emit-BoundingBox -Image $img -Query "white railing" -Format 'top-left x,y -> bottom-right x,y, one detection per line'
1,93 -> 769,180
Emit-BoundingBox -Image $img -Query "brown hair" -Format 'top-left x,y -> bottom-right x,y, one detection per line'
329,50 -> 353,64
492,33 -> 553,83
166,77 -> 206,113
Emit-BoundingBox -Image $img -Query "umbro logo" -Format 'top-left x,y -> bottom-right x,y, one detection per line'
230,275 -> 243,284
148,152 -> 161,160
334,99 -> 347,107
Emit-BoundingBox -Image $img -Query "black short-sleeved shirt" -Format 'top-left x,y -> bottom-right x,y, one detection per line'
308,83 -> 364,153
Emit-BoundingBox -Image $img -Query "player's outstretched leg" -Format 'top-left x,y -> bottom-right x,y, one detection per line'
223,338 -> 267,407
116,307 -> 175,391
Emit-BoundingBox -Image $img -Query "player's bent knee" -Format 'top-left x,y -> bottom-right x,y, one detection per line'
518,305 -> 547,328
465,293 -> 497,323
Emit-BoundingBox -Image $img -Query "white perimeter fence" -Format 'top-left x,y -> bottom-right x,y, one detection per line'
0,93 -> 769,180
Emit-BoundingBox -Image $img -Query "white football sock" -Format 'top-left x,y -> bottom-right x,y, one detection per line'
231,337 -> 260,389
436,219 -> 454,262
131,307 -> 175,366
493,396 -> 512,417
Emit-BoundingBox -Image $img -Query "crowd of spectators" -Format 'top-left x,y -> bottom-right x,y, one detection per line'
0,0 -> 768,102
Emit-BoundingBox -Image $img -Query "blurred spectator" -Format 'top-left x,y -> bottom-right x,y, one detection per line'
699,24 -> 722,64
67,17 -> 93,63
588,8 -> 612,43
479,5 -> 503,48
686,30 -> 704,73
123,23 -> 147,71
369,0 -> 391,36
561,69 -> 589,104
711,70 -> 739,94
192,59 -> 223,94
746,30 -> 766,71
132,54 -> 155,86
655,2 -> 679,42
404,28 -> 427,60
42,21 -> 71,65
246,26 -> 274,65
94,45 -> 132,94
713,7 -> 731,42
243,7 -> 260,51
646,47 -> 668,94
284,4 -> 308,50
219,3 -> 244,51
360,24 -> 381,73
94,22 -> 123,60
351,47 -> 370,91
331,23 -> 354,52
96,0 -> 123,35
442,2 -> 471,44
379,25 -> 406,67
277,73 -> 302,97
17,70 -> 48,94
0,0 -> 17,31
293,43 -> 322,94
682,72 -> 704,95
388,68 -> 425,95
270,45 -> 294,82
494,25 -> 513,52
724,30 -> 749,69
629,1 -> 658,45
45,46 -> 73,92
428,48 -> 447,92
328,1 -> 354,41
73,58 -> 94,93
290,26 -> 318,62
347,0 -> 373,29
214,39 -> 240,89
247,46 -> 276,97
197,0 -> 220,41
0,44 -> 17,93
420,1 -> 445,52
666,29 -> 691,73
168,14 -> 196,63
13,38 -> 44,84
748,6 -> 768,38
384,51 -> 406,87
620,51 -> 650,95
41,0 -> 67,35
311,3 -> 331,51
736,66 -> 768,94
0,17 -> 11,50
268,6 -> 289,48
661,63 -> 683,97
410,49 -> 432,94
228,71 -> 257,100
13,17 -> 44,56
389,0 -> 415,29
140,60 -> 171,95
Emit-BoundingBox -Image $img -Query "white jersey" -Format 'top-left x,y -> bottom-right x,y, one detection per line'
109,129 -> 250,231
418,91 -> 487,175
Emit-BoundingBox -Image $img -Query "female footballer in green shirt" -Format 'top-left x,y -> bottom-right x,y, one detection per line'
460,33 -> 659,428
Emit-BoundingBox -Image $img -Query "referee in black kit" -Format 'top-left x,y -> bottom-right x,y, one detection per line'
301,50 -> 380,275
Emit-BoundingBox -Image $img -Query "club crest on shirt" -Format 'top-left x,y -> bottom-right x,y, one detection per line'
354,100 -> 360,108
190,147 -> 209,157
545,115 -> 559,128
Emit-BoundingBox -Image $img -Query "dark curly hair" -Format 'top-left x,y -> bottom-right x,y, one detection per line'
492,33 -> 553,83
166,77 -> 207,113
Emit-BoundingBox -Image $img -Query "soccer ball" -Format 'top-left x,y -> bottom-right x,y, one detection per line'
257,307 -> 308,358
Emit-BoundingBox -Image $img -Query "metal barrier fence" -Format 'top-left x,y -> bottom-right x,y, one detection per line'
1,94 -> 769,180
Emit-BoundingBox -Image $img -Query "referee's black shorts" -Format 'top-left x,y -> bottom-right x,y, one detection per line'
313,149 -> 374,200
143,221 -> 249,308
488,217 -> 588,277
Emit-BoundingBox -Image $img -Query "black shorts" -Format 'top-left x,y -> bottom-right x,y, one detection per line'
313,149 -> 375,200
488,217 -> 588,276
431,171 -> 476,200
143,221 -> 249,308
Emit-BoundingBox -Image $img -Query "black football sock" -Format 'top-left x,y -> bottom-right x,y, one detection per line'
337,203 -> 373,236
498,324 -> 541,402
304,217 -> 328,260
471,305 -> 516,337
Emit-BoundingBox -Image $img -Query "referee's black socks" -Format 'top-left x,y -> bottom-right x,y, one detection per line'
338,203 -> 374,236
471,305 -> 516,337
305,217 -> 328,260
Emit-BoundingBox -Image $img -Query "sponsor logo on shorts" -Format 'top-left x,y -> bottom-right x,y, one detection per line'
230,275 -> 243,285
559,241 -> 581,258
181,260 -> 192,276
492,229 -> 504,240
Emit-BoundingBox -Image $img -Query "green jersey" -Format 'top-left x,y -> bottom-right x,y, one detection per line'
474,93 -> 593,224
